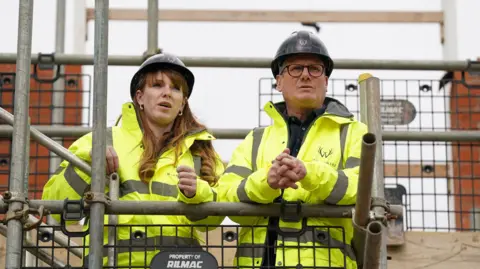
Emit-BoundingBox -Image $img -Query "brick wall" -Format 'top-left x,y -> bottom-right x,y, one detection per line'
450,63 -> 480,230
0,64 -> 84,199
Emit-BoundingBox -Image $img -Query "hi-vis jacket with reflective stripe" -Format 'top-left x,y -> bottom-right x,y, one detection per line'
217,97 -> 368,269
42,102 -> 224,268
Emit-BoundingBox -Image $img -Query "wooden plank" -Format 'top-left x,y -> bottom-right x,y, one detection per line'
387,231 -> 480,269
85,9 -> 444,23
383,163 -> 448,178
222,162 -> 448,178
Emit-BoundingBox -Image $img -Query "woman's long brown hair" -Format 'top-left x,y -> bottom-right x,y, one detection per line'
133,69 -> 220,186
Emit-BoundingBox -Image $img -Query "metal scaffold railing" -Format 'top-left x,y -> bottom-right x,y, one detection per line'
0,52 -> 479,71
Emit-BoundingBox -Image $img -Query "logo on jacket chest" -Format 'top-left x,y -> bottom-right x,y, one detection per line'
316,146 -> 337,168
318,146 -> 333,158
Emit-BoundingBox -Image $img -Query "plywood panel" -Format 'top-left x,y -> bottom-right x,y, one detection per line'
86,9 -> 444,23
388,231 -> 480,269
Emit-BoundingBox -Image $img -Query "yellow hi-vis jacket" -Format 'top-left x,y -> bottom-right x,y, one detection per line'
217,97 -> 367,269
42,102 -> 225,268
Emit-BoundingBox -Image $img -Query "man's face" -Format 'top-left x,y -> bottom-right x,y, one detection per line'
275,54 -> 328,109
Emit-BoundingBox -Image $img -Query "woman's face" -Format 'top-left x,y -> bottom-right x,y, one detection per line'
135,71 -> 186,127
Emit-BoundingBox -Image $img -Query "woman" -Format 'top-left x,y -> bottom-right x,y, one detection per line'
42,53 -> 225,267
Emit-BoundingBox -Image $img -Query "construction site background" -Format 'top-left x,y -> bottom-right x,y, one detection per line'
0,1 -> 480,269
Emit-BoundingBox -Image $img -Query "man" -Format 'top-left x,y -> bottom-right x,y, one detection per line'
217,30 -> 367,269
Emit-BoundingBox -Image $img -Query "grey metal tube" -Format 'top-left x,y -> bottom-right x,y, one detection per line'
363,221 -> 384,269
0,107 -> 92,176
352,133 -> 376,269
49,0 -> 67,175
28,215 -> 83,258
382,131 -> 480,141
0,199 -> 402,218
88,0 -> 109,268
2,125 -> 479,142
107,173 -> 119,268
0,52 -> 478,70
359,75 -> 387,268
0,224 -> 66,268
5,1 -> 34,269
22,120 -> 31,267
147,0 -> 158,56
354,133 -> 377,228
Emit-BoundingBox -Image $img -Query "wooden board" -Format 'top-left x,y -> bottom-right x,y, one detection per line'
383,163 -> 448,178
85,9 -> 444,24
387,231 -> 480,269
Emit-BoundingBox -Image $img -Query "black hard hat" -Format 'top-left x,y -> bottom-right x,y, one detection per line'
129,52 -> 195,99
271,30 -> 334,77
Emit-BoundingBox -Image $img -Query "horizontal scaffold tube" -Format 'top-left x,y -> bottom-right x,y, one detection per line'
0,108 -> 92,176
0,125 -> 479,141
0,200 -> 403,218
0,52 -> 478,70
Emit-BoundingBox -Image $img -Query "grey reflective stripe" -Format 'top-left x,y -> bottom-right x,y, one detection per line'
212,188 -> 217,202
324,171 -> 349,205
100,235 -> 201,256
116,180 -> 178,198
235,243 -> 265,258
106,127 -> 113,147
62,127 -> 113,196
345,157 -> 360,169
225,165 -> 253,178
151,181 -> 178,198
324,124 -> 351,204
193,155 -> 201,175
278,227 -> 356,261
251,127 -> 265,172
64,164 -> 89,196
53,166 -> 64,175
338,124 -> 349,170
236,178 -> 252,203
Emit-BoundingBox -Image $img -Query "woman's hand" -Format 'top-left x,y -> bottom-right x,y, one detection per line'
89,146 -> 119,175
177,165 -> 197,198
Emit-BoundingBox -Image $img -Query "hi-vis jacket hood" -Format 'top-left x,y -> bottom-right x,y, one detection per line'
42,102 -> 224,268
217,97 -> 368,269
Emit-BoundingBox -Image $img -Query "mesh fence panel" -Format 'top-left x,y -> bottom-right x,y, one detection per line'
0,69 -> 92,199
19,223 -> 350,269
259,76 -> 480,232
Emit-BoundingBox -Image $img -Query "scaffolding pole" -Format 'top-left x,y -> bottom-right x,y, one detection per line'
0,107 -> 92,176
147,0 -> 158,56
88,0 -> 109,268
1,124 -> 479,142
359,73 -> 387,269
352,133 -> 377,269
49,0 -> 67,175
0,200 -> 403,218
0,224 -> 66,268
0,52 -> 479,70
107,173 -> 119,268
5,1 -> 34,269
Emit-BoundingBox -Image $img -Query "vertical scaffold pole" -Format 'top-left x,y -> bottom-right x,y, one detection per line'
147,0 -> 159,55
5,1 -> 34,269
49,0 -> 67,175
359,73 -> 387,268
88,0 -> 109,268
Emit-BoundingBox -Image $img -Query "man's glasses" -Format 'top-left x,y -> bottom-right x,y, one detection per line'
282,64 -> 325,78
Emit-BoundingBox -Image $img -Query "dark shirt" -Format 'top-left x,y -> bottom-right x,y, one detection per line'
261,105 -> 326,268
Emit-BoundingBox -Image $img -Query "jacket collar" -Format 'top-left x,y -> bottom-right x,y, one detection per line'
118,102 -> 215,146
264,97 -> 354,126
